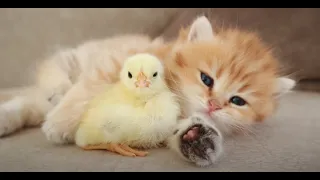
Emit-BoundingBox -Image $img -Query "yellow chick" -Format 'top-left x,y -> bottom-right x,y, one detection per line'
75,53 -> 181,157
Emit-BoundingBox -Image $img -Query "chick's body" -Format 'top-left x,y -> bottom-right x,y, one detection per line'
75,53 -> 181,157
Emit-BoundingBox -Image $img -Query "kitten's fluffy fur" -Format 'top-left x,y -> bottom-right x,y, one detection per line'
0,16 -> 295,166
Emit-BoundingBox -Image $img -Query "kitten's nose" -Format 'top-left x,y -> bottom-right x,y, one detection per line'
207,99 -> 221,112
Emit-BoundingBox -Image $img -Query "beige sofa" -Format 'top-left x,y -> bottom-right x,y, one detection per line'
0,8 -> 319,172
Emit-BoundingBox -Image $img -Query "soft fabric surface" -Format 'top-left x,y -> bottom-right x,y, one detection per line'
1,91 -> 319,172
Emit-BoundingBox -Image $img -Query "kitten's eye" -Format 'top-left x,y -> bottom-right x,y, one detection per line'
153,72 -> 158,77
200,72 -> 214,88
229,96 -> 247,106
128,72 -> 132,79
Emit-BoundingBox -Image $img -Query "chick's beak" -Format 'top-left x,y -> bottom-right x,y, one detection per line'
135,72 -> 150,88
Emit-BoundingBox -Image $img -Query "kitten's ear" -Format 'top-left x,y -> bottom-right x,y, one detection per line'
188,16 -> 215,42
273,77 -> 296,98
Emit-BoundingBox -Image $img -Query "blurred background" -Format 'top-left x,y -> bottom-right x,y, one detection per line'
0,8 -> 319,92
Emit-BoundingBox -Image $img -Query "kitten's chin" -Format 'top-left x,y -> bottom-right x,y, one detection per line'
184,106 -> 234,136
184,98 -> 238,135
210,111 -> 256,136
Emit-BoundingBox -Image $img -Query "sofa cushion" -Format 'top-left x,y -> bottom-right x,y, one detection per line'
0,8 -> 181,88
0,91 -> 319,172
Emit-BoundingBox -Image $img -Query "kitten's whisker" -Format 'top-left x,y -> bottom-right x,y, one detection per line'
164,84 -> 181,93
165,77 -> 182,84
166,81 -> 181,92
193,95 -> 207,108
230,121 -> 274,156
217,114 -> 273,155
166,71 -> 183,88
162,83 -> 192,104
217,112 -> 256,137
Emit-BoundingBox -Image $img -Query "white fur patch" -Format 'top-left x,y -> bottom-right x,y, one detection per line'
0,97 -> 25,137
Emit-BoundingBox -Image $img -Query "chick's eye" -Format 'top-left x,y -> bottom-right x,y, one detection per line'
128,72 -> 132,79
200,72 -> 214,88
229,96 -> 247,106
153,72 -> 158,77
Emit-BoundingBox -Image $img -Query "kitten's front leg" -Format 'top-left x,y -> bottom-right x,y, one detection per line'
167,113 -> 223,167
36,51 -> 80,106
42,78 -> 105,144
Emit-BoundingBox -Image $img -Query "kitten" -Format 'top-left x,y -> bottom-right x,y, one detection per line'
157,25 -> 296,135
0,16 -> 295,167
146,16 -> 296,166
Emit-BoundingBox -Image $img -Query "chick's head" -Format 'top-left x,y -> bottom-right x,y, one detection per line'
120,53 -> 167,96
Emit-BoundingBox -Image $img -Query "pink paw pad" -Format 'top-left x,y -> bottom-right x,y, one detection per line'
183,126 -> 199,141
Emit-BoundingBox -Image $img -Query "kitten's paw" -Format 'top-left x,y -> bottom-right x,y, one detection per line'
42,120 -> 74,144
169,114 -> 223,167
41,112 -> 74,144
180,123 -> 222,167
43,81 -> 72,106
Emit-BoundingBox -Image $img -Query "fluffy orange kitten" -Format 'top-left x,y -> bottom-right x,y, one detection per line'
0,16 -> 295,167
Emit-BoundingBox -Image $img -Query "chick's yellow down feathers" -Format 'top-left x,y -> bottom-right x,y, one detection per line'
75,53 -> 181,157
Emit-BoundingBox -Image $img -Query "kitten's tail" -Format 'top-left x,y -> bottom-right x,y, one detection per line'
0,86 -> 53,137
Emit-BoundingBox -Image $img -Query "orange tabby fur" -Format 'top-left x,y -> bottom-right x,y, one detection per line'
0,16 -> 295,162
146,26 -> 291,135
